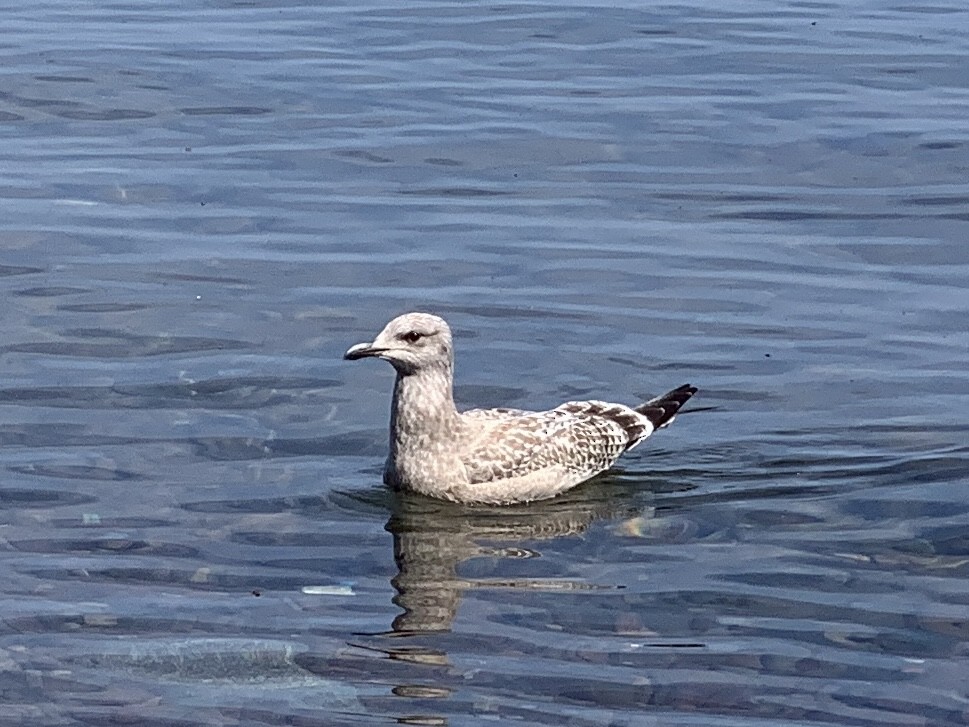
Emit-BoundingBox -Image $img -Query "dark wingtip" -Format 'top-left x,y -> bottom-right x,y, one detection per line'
635,384 -> 698,429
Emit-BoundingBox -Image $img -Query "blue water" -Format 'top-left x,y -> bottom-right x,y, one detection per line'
1,1 -> 968,725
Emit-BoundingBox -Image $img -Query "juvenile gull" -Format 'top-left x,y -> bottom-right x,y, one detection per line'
345,312 -> 696,504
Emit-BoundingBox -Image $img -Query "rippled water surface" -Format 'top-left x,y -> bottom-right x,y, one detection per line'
2,1 -> 968,725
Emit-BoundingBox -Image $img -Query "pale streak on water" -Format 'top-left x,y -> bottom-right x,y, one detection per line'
1,0 -> 968,725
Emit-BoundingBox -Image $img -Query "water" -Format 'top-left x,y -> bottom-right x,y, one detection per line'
1,0 -> 968,724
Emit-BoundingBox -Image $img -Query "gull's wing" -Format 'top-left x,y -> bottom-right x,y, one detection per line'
460,402 -> 647,485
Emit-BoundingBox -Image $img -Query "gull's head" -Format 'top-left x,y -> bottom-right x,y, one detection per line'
344,312 -> 453,375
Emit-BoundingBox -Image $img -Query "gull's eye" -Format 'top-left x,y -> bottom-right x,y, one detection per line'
400,330 -> 423,344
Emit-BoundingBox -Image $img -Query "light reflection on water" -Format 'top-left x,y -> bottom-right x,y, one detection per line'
1,0 -> 968,725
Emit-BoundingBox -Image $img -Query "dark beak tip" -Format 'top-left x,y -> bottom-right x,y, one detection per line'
344,343 -> 382,361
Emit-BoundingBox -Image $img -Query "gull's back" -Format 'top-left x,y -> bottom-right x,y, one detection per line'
445,399 -> 664,504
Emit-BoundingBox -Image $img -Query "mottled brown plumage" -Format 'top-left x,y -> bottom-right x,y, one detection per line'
345,312 -> 696,504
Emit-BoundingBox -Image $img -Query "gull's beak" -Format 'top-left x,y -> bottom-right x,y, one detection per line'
344,341 -> 387,360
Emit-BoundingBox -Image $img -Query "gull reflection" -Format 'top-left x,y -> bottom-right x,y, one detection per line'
383,475 -> 667,634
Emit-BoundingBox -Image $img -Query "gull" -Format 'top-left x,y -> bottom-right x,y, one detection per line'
344,312 -> 696,504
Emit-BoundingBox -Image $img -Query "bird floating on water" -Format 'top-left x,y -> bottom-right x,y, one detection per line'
344,312 -> 696,504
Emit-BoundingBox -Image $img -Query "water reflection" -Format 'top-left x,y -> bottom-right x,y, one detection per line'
384,477 -> 677,633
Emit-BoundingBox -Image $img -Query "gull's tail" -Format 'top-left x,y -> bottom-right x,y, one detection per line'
635,384 -> 697,430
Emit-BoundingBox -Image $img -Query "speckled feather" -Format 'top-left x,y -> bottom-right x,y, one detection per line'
344,312 -> 696,504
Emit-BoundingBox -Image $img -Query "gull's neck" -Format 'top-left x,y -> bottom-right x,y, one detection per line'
390,366 -> 460,445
